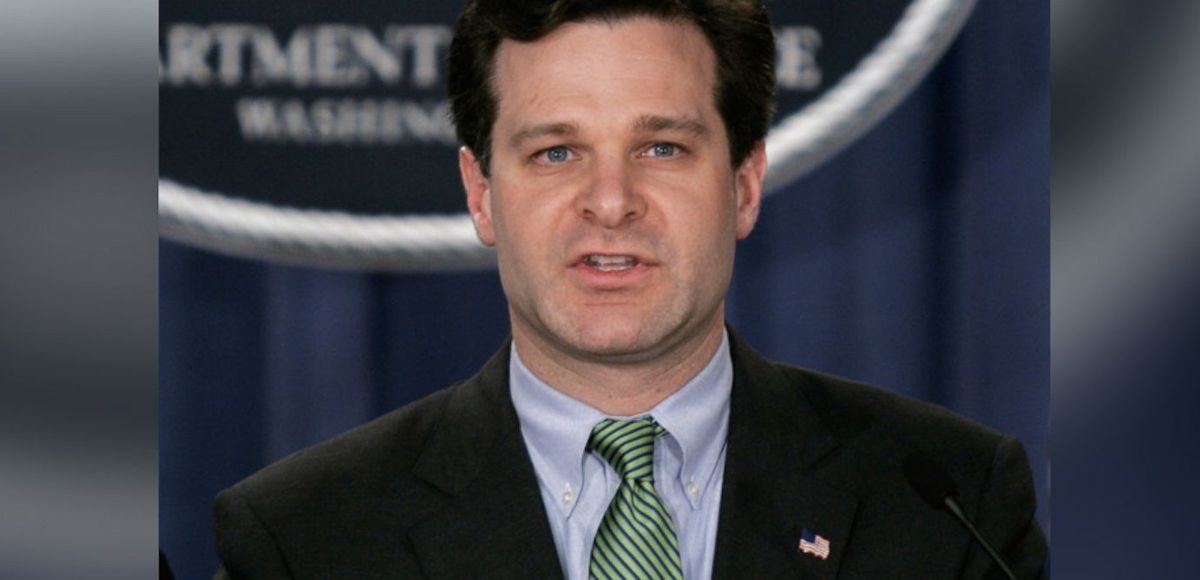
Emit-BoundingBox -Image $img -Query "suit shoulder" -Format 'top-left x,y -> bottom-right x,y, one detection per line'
770,363 -> 1045,575
212,381 -> 476,576
773,362 -> 1003,452
222,382 -> 459,507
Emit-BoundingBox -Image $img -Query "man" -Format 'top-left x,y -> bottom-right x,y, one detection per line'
214,1 -> 1047,578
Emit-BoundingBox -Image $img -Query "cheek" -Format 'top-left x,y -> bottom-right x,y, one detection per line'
489,187 -> 559,271
676,195 -> 740,274
672,184 -> 739,236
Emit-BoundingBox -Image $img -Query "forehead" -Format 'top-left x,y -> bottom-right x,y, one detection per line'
491,17 -> 719,131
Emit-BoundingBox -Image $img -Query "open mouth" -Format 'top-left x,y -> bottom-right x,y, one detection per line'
582,254 -> 639,273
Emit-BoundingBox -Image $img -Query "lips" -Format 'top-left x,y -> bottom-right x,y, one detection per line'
570,252 -> 655,289
583,254 -> 639,272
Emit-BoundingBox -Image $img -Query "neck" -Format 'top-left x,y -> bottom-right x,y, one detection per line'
513,320 -> 726,416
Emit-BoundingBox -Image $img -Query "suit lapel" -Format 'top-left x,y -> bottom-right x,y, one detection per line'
712,334 -> 859,580
407,345 -> 564,579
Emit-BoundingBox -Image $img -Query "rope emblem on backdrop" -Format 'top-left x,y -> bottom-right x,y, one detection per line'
158,0 -> 976,271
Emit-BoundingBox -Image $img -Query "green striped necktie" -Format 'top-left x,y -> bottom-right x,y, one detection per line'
588,417 -> 683,580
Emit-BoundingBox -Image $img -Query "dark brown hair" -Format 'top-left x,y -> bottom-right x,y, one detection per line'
447,0 -> 776,174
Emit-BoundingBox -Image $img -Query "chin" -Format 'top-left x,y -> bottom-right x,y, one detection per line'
571,326 -> 646,354
564,317 -> 679,362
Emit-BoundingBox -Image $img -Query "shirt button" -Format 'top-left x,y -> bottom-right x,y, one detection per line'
562,483 -> 574,505
686,480 -> 699,498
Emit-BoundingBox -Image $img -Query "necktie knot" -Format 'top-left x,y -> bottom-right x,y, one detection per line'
589,417 -> 664,482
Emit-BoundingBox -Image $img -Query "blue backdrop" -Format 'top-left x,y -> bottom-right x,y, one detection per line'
160,1 -> 1048,577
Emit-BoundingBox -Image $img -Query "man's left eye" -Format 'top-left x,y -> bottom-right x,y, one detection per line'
644,143 -> 679,158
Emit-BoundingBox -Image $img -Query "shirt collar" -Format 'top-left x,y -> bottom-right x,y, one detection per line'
647,332 -> 732,509
509,331 -> 732,515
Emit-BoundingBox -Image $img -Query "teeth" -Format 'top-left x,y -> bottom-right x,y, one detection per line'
584,255 -> 637,272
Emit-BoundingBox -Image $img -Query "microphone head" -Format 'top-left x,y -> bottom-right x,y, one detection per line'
903,452 -> 959,511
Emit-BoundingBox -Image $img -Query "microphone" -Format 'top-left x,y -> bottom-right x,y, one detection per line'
903,452 -> 1019,580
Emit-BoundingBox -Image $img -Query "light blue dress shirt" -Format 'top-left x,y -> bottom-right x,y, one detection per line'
510,333 -> 732,580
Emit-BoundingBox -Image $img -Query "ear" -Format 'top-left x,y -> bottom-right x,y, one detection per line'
734,141 -> 766,239
459,146 -> 496,246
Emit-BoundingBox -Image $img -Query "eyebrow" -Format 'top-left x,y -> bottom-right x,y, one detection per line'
633,114 -> 709,137
507,115 -> 709,149
509,122 -> 579,149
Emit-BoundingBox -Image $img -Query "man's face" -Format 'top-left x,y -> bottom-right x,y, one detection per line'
460,17 -> 765,366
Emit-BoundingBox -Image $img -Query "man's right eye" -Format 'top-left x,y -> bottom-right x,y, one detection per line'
535,146 -> 574,164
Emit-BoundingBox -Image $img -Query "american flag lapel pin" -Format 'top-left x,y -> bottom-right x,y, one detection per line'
798,528 -> 831,560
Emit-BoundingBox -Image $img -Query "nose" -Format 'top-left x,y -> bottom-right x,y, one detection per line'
575,156 -> 646,228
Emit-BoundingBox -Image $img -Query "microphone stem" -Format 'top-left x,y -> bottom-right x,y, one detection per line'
943,497 -> 1018,580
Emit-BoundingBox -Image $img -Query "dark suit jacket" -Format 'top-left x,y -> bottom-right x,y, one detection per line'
214,334 -> 1047,579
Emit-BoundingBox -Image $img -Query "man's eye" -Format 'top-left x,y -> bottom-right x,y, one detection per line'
536,146 -> 574,164
645,143 -> 680,158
